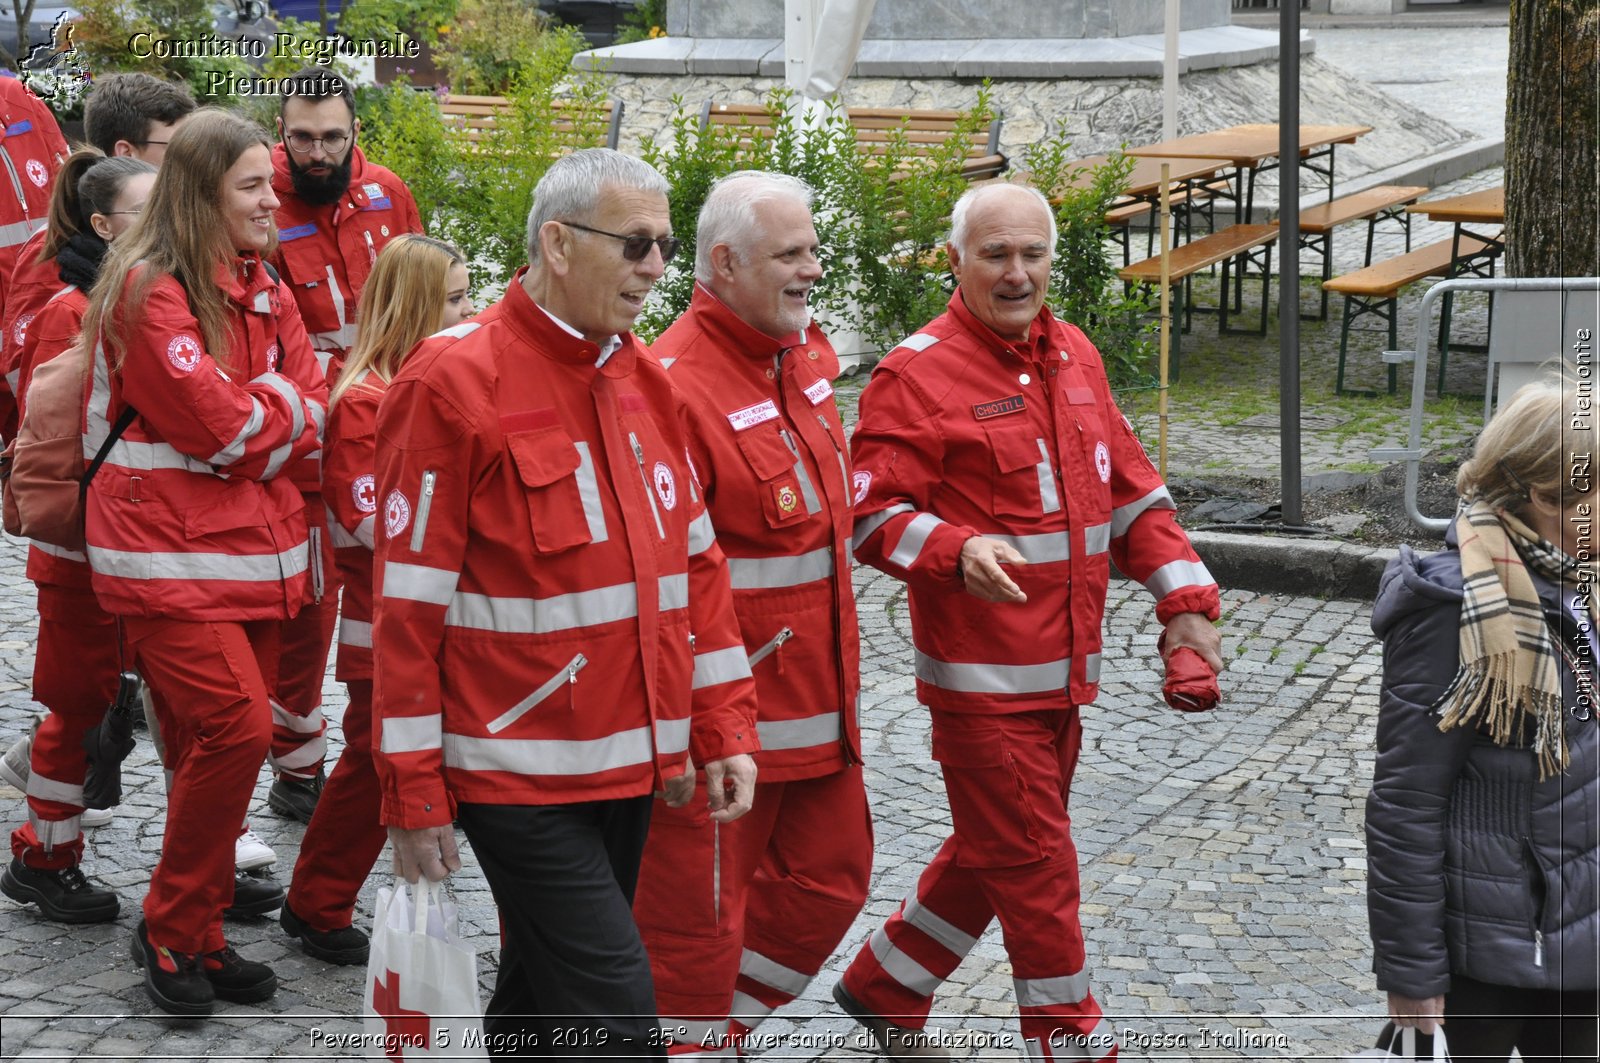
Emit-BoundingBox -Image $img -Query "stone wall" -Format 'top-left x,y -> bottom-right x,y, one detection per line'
666,0 -> 1233,40
601,55 -> 1471,209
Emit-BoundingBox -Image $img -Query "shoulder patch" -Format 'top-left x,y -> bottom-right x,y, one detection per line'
895,333 -> 940,354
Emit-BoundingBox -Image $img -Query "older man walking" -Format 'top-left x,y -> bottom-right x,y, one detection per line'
372,148 -> 760,1059
832,182 -> 1223,1062
636,171 -> 872,1057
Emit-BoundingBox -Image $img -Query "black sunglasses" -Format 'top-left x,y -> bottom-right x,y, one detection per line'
562,221 -> 680,263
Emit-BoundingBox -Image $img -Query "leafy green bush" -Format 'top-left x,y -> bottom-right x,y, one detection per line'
340,0 -> 459,51
614,0 -> 668,45
431,0 -> 586,96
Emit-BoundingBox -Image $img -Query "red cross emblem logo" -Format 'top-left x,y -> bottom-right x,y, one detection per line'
353,474 -> 377,514
777,484 -> 798,513
652,462 -> 677,510
370,968 -> 431,1060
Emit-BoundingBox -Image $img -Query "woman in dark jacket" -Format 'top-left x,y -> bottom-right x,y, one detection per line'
1367,372 -> 1598,1062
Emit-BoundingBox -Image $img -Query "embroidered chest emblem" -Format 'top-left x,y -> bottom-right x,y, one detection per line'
24,159 -> 46,188
852,470 -> 872,505
166,334 -> 203,373
353,474 -> 377,514
384,489 -> 411,538
777,484 -> 799,513
653,462 -> 677,510
1094,441 -> 1111,483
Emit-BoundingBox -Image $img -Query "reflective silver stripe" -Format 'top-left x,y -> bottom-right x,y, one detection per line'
271,699 -> 324,734
94,435 -> 219,474
730,990 -> 777,1025
904,896 -> 980,958
739,950 -> 811,996
28,541 -> 86,562
446,576 -> 690,634
852,502 -> 913,551
326,515 -> 375,550
887,512 -> 945,569
486,654 -> 587,734
895,332 -> 940,353
987,531 -> 1069,565
869,926 -> 943,997
253,371 -> 306,441
432,321 -> 483,340
4,368 -> 17,393
1035,439 -> 1061,515
340,618 -> 372,648
310,325 -> 358,351
781,429 -> 821,515
353,514 -> 376,549
1024,1038 -> 1047,1061
274,736 -> 327,770
325,264 -> 348,344
1144,558 -> 1214,599
380,713 -> 442,754
445,719 -> 686,776
0,217 -> 45,248
686,510 -> 715,555
1084,521 -> 1111,556
382,562 -> 459,605
1014,970 -> 1092,1008
1111,485 -> 1176,538
658,356 -> 678,369
692,645 -> 753,690
207,395 -> 266,467
657,716 -> 690,756
26,770 -> 83,805
312,348 -> 335,376
32,810 -> 81,848
914,650 -> 1101,694
756,712 -> 840,752
306,396 -> 326,441
87,544 -> 308,582
726,547 -> 831,590
660,1018 -> 727,1045
573,441 -> 610,544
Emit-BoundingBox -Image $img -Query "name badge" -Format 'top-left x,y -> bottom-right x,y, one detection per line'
802,377 -> 833,406
727,399 -> 779,431
363,182 -> 385,199
973,394 -> 1026,420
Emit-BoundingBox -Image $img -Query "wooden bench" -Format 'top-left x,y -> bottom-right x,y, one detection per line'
438,94 -> 624,151
1296,184 -> 1428,320
698,101 -> 1006,180
1119,223 -> 1280,378
1323,233 -> 1493,395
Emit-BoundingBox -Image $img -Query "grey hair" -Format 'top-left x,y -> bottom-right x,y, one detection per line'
525,148 -> 670,265
693,170 -> 815,284
948,182 -> 1057,255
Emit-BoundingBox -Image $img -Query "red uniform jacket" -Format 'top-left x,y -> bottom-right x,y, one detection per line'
1,228 -> 57,427
323,370 -> 383,681
850,293 -> 1220,713
267,144 -> 423,372
652,284 -> 861,781
16,282 -> 91,589
371,275 -> 760,828
82,258 -> 328,620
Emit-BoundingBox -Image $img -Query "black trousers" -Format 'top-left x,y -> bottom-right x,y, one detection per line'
457,797 -> 666,1061
1432,974 -> 1600,1062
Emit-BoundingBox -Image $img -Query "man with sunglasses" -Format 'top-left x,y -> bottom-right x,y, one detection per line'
261,68 -> 423,836
633,171 -> 871,1058
372,148 -> 759,1059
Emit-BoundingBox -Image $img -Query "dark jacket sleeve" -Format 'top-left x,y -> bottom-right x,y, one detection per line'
1365,586 -> 1476,998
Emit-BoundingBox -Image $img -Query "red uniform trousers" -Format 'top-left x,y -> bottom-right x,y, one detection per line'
269,500 -> 338,780
129,616 -> 278,954
9,585 -> 120,869
635,766 -> 873,1056
285,678 -> 386,931
839,709 -> 1117,1062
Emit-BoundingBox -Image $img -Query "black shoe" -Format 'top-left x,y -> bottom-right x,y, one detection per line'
1,857 -> 119,923
833,981 -> 950,1061
130,918 -> 214,1017
281,901 -> 370,965
267,768 -> 324,824
224,867 -> 286,919
201,944 -> 277,1003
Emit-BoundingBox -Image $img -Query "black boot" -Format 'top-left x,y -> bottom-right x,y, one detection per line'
1,857 -> 119,923
130,918 -> 214,1017
224,867 -> 286,919
202,944 -> 277,1003
267,767 -> 324,824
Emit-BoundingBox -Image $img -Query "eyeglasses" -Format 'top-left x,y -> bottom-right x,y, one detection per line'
285,130 -> 352,154
562,221 -> 680,263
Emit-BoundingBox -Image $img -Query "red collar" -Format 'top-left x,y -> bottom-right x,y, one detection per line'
947,289 -> 1056,363
500,268 -> 639,377
686,282 -> 809,360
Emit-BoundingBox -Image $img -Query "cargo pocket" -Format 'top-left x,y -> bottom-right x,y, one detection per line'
931,713 -> 1052,868
983,423 -> 1057,520
735,424 -> 808,529
505,426 -> 602,554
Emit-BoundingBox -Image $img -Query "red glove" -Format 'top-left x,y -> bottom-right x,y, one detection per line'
1163,646 -> 1220,713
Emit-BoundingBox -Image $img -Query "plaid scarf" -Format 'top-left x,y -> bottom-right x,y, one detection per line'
1436,500 -> 1596,778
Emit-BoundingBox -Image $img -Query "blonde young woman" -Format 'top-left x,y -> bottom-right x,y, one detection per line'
1368,372 -> 1599,1061
279,233 -> 471,965
77,109 -> 326,1016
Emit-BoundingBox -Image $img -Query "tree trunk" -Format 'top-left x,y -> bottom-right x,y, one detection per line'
1505,0 -> 1599,278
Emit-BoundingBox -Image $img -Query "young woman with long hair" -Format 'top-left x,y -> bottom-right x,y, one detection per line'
0,151 -> 156,925
279,233 -> 470,964
77,108 -> 327,1017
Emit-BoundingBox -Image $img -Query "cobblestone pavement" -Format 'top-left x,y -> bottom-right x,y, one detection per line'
0,521 -> 1391,1061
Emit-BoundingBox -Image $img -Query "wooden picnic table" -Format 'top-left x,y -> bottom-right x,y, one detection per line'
1406,185 -> 1506,384
1128,123 -> 1372,221
1061,154 -> 1222,198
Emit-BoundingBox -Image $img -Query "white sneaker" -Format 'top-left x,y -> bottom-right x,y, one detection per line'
0,733 -> 31,793
81,806 -> 114,828
235,826 -> 277,871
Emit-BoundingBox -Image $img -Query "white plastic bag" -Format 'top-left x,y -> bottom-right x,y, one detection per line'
1345,1022 -> 1451,1061
362,877 -> 489,1060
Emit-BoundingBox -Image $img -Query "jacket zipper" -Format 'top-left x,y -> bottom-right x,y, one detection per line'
485,653 -> 588,733
410,470 -> 435,553
364,230 -> 377,265
1534,929 -> 1544,968
0,145 -> 28,215
747,626 -> 793,668
630,432 -> 665,539
818,413 -> 849,496
309,525 -> 324,603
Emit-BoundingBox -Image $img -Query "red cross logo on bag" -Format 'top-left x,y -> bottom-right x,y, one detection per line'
370,969 -> 431,1059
